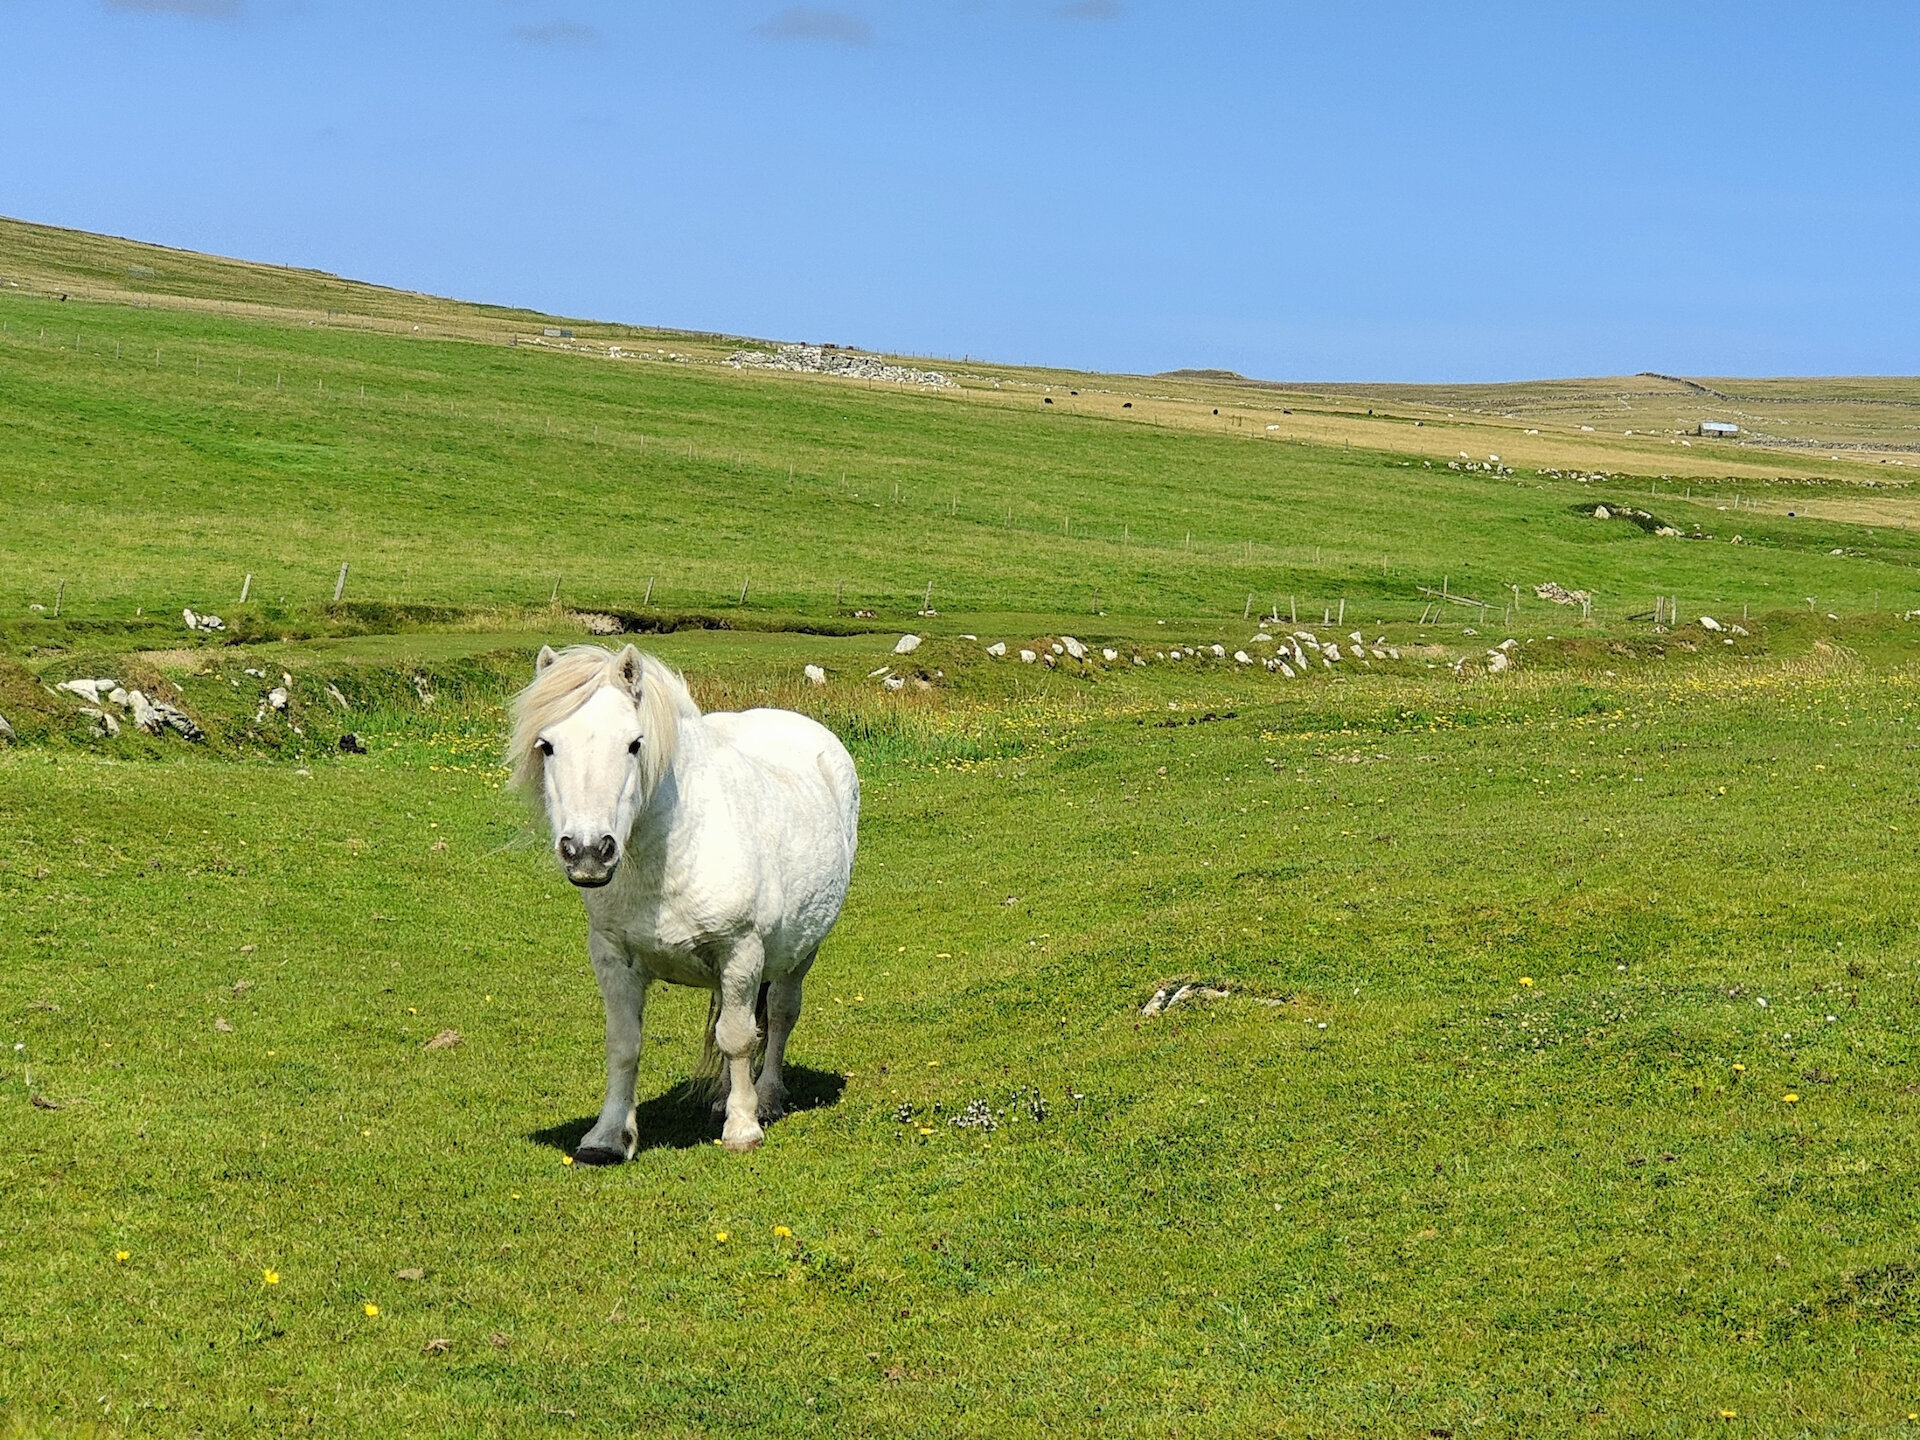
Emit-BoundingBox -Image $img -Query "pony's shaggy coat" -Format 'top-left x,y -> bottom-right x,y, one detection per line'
509,644 -> 859,1159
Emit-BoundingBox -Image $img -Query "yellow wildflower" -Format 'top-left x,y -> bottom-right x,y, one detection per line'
715,1232 -> 729,1244
1783,1093 -> 1799,1104
115,1251 -> 130,1263
1519,977 -> 1534,987
364,1303 -> 380,1317
562,1155 -> 574,1166
264,1269 -> 279,1285
774,1226 -> 793,1238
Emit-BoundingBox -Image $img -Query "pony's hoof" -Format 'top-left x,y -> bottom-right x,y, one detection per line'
756,1093 -> 788,1123
721,1126 -> 764,1153
574,1144 -> 628,1166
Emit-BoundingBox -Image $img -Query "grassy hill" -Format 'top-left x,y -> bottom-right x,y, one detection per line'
5,218 -> 1920,1438
6,212 -> 1920,639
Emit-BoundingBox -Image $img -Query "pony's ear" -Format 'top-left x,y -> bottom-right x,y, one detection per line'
615,644 -> 644,699
536,644 -> 558,673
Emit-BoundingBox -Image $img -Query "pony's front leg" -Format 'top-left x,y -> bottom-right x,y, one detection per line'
714,935 -> 767,1152
576,934 -> 649,1165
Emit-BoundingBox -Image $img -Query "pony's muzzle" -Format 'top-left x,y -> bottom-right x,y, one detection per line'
558,832 -> 619,887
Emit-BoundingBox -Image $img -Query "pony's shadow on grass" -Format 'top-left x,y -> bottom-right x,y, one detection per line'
527,1065 -> 849,1157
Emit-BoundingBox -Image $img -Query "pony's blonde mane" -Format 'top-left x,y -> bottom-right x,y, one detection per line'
507,645 -> 694,815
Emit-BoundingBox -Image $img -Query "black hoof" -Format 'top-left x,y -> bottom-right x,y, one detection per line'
573,1145 -> 627,1167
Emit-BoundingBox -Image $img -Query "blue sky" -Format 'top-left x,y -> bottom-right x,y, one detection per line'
4,2 -> 1917,381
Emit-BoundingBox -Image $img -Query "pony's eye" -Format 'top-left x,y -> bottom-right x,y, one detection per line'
627,737 -> 642,755
536,738 -> 553,757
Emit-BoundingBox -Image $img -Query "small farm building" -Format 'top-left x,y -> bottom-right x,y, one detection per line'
1700,421 -> 1739,437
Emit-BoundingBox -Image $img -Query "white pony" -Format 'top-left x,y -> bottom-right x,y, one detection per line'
509,644 -> 859,1159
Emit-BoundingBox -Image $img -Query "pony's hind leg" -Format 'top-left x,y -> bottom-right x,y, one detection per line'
711,983 -> 767,1119
756,974 -> 804,1121
714,935 -> 767,1152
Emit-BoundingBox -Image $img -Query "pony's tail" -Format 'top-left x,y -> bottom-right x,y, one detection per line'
692,984 -> 769,1101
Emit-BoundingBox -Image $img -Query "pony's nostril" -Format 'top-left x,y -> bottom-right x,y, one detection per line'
558,835 -> 581,864
594,834 -> 617,865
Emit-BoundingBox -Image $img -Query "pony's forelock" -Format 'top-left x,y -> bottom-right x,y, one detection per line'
507,645 -> 692,817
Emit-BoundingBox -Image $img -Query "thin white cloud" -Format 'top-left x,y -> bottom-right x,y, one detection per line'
513,19 -> 600,46
754,8 -> 873,46
104,0 -> 239,15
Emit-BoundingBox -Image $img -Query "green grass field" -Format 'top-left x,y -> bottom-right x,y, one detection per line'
5,221 -> 1920,1437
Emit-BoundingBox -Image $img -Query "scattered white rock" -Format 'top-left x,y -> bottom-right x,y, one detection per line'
82,706 -> 120,738
267,687 -> 289,711
1168,649 -> 1183,660
1234,650 -> 1253,664
1252,632 -> 1273,643
181,608 -> 225,632
0,712 -> 13,740
1699,615 -> 1723,631
1279,662 -> 1296,678
1101,647 -> 1119,662
1050,642 -> 1065,656
57,678 -> 106,703
1142,983 -> 1230,1018
1061,636 -> 1087,660
893,634 -> 922,655
867,666 -> 892,678
1132,655 -> 1146,666
1019,649 -> 1037,664
129,690 -> 163,733
882,675 -> 906,691
1325,644 -> 1342,661
1487,651 -> 1511,674
804,664 -> 827,685
1210,644 -> 1226,658
1729,624 -> 1749,637
727,343 -> 955,388
1535,582 -> 1591,608
986,641 -> 1007,657
326,683 -> 350,709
